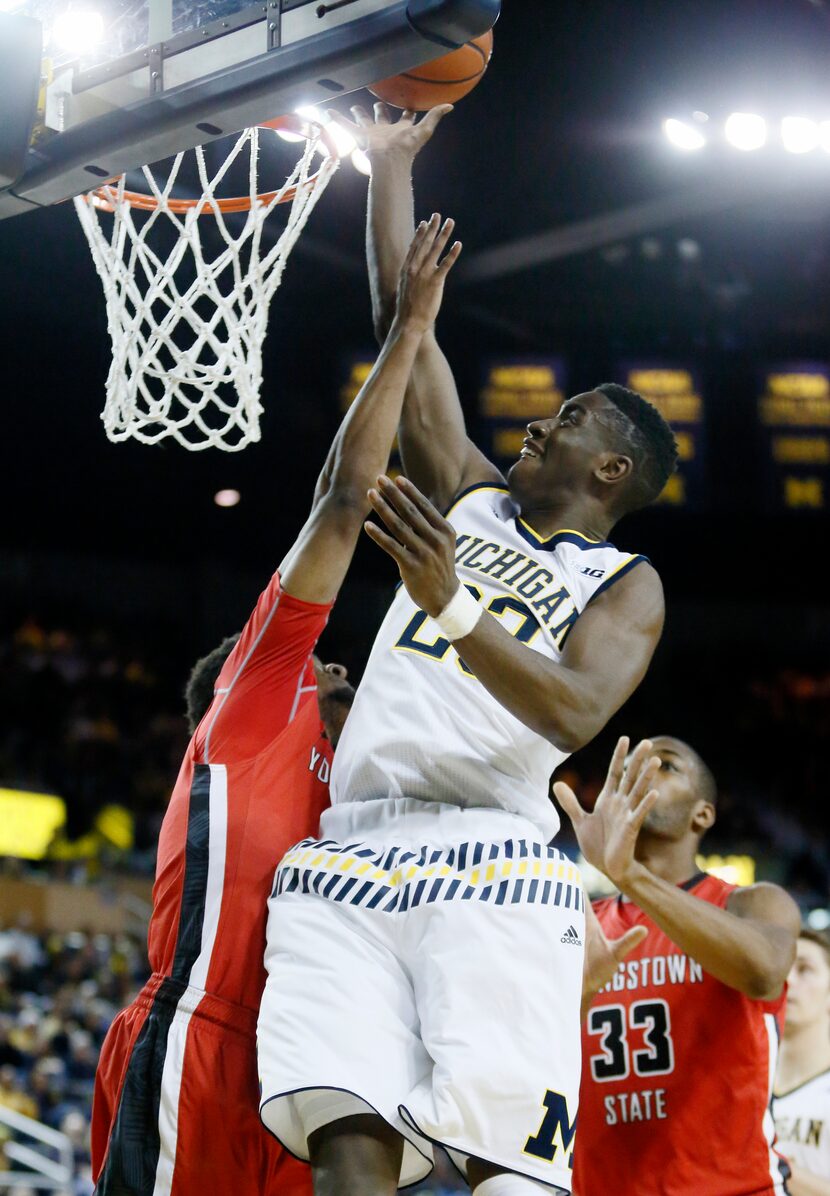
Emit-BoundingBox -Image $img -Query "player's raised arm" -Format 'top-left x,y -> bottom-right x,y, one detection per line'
333,104 -> 503,509
364,473 -> 664,752
556,738 -> 801,1001
278,215 -> 461,605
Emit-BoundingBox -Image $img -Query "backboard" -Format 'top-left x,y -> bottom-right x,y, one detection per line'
0,0 -> 499,219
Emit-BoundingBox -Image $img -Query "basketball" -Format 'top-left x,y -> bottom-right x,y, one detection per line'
369,30 -> 493,111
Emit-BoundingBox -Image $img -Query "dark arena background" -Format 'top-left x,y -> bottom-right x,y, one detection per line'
1,0 -> 829,1191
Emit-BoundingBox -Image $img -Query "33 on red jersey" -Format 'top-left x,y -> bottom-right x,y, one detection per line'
93,572 -> 332,1196
573,873 -> 789,1196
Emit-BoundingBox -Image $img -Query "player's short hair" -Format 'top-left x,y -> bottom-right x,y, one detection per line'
184,634 -> 241,734
594,383 -> 679,513
799,928 -> 830,971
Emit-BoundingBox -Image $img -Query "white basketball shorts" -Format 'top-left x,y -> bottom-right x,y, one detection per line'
257,798 -> 584,1192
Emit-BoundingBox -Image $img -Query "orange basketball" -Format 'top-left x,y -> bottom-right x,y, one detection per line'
369,29 -> 493,111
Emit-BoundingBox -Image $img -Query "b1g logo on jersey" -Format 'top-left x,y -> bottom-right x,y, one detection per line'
307,746 -> 330,785
523,1089 -> 577,1170
580,566 -> 605,579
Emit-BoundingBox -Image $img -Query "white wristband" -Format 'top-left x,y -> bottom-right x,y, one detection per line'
435,584 -> 482,642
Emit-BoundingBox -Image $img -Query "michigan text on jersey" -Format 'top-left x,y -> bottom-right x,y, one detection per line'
454,534 -> 580,645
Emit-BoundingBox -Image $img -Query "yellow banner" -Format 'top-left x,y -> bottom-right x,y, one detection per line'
697,854 -> 756,886
625,369 -> 703,424
760,394 -> 830,427
480,361 -> 564,421
0,789 -> 66,860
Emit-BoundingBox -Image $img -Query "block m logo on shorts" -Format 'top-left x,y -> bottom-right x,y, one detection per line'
523,1089 -> 577,1170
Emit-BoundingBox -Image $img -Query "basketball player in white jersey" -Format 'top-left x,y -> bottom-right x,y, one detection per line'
257,107 -> 678,1196
775,930 -> 830,1192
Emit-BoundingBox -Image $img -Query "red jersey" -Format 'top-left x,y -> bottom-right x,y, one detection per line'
573,874 -> 789,1196
148,571 -> 333,1012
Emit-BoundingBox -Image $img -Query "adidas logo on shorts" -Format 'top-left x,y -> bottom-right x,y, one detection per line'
560,925 -> 582,946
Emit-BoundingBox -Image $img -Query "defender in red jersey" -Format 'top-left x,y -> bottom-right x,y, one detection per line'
556,735 -> 800,1196
90,214 -> 463,1196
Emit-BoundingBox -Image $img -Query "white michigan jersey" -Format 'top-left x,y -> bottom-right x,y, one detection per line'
774,1068 -> 830,1179
331,483 -> 647,840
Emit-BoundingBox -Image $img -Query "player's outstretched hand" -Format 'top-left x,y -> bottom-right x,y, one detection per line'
328,101 -> 453,160
364,475 -> 459,617
582,902 -> 648,1017
393,213 -> 462,335
554,737 -> 661,892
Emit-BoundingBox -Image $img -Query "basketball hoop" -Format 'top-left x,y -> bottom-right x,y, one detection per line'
74,116 -> 340,452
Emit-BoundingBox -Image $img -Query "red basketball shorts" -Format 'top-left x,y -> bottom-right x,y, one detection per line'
92,973 -> 311,1196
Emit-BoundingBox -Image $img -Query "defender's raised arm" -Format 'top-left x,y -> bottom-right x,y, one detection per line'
278,214 -> 461,605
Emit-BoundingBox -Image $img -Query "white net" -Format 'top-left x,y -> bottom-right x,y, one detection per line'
74,126 -> 338,451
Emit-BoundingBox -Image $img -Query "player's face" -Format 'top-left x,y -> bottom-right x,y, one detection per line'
635,737 -> 708,841
784,939 -> 830,1031
313,656 -> 355,747
506,392 -> 625,508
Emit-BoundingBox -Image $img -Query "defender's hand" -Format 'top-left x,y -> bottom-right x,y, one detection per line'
329,102 -> 453,160
555,737 -> 661,891
364,475 -> 459,617
584,912 -> 648,998
393,214 -> 461,335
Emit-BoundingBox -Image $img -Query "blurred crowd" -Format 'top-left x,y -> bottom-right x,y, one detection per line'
1,613 -> 828,902
0,613 -> 828,1190
0,917 -> 469,1195
0,919 -> 147,1194
0,615 -> 189,854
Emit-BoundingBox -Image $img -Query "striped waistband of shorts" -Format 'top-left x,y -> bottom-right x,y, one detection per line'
272,836 -> 583,914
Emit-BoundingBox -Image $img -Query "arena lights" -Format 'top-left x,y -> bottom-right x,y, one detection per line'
781,116 -> 820,154
50,8 -> 105,55
724,112 -> 767,151
663,109 -> 830,155
663,119 -> 706,151
277,106 -> 368,173
214,489 -> 241,508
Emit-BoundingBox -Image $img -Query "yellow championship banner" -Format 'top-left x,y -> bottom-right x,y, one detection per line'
618,363 -> 706,509
479,358 -> 567,466
0,788 -> 67,859
759,364 -> 830,510
0,789 -> 134,859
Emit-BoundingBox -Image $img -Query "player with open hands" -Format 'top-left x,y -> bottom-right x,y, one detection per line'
565,733 -> 800,1195
329,101 -> 454,162
555,734 -> 798,1002
555,736 -> 661,890
392,211 -> 461,337
365,474 -> 460,617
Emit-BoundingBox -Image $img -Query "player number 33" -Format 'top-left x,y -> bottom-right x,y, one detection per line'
588,999 -> 675,1081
